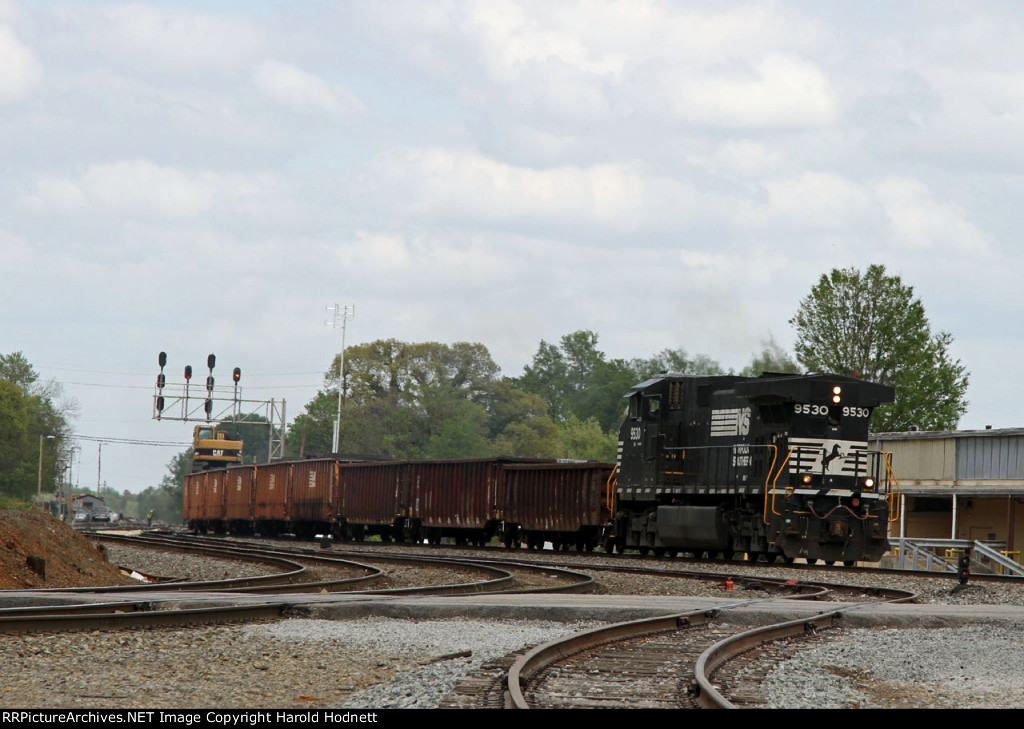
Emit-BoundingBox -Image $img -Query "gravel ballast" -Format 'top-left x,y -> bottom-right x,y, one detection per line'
8,539 -> 1024,709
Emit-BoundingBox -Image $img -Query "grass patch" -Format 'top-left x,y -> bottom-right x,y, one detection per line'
0,495 -> 34,511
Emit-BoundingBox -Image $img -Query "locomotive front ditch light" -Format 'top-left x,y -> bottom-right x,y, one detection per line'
802,474 -> 813,484
863,477 -> 875,489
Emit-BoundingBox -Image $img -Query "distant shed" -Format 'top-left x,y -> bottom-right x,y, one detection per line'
871,428 -> 1024,554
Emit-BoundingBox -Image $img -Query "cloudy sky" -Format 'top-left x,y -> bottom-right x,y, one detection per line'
2,0 -> 1021,493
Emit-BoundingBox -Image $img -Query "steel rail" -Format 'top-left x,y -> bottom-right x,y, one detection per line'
0,602 -> 287,634
119,533 -> 596,596
506,606 -> 730,709
692,610 -> 845,708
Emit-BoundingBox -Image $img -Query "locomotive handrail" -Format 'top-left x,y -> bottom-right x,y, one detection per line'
605,463 -> 618,515
883,452 -> 901,522
767,447 -> 797,520
762,444 -> 779,523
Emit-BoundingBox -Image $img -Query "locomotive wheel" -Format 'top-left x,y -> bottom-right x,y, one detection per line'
653,547 -> 666,557
844,560 -> 855,567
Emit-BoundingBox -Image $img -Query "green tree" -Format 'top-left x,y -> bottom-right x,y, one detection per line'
216,414 -> 274,464
790,264 -> 969,431
629,348 -> 723,380
137,450 -> 193,524
293,339 -> 545,461
555,415 -> 617,462
514,331 -> 637,430
0,352 -> 75,501
738,337 -> 801,377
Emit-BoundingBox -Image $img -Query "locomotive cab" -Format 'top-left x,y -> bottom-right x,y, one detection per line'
612,372 -> 896,563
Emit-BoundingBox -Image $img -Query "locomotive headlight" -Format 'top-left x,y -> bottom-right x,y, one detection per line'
863,477 -> 875,490
832,386 -> 842,404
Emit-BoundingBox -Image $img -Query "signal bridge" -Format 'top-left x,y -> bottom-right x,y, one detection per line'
152,352 -> 287,462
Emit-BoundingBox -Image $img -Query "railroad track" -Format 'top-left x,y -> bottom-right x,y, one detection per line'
0,532 -> 597,636
99,532 -> 597,595
502,603 -> 873,709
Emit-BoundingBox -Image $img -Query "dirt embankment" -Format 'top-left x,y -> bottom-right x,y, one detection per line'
0,510 -> 134,589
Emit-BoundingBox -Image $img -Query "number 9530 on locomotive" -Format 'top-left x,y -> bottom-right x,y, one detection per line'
610,372 -> 897,564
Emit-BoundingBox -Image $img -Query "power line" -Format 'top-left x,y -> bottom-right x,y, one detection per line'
73,435 -> 190,448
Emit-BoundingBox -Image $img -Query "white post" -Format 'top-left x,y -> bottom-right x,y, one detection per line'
325,303 -> 355,453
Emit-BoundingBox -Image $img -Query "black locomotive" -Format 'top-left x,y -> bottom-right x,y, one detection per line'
609,372 -> 896,563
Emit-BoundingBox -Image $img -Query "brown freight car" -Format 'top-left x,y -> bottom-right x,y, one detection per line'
184,468 -> 228,534
253,460 -> 291,535
185,456 -> 614,551
335,461 -> 406,541
223,464 -> 256,533
497,461 -> 613,550
402,459 -> 509,545
285,458 -> 338,539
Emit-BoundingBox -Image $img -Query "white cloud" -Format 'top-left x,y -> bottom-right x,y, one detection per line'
665,53 -> 838,128
0,23 -> 40,101
53,3 -> 264,71
252,60 -> 364,119
365,146 -> 718,231
365,1 -> 836,128
22,160 -> 294,221
875,177 -> 993,257
759,171 -> 877,229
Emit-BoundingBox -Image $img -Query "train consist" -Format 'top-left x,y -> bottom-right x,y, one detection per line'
184,457 -> 612,549
185,372 -> 899,563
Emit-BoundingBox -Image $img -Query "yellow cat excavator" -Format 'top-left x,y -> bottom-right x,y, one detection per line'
192,425 -> 243,470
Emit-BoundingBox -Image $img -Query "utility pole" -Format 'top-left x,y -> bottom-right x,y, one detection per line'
325,303 -> 355,453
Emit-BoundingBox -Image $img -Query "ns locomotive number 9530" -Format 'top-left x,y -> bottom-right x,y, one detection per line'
609,372 -> 897,564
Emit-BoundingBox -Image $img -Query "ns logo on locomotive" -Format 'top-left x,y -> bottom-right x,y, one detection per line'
610,372 -> 897,564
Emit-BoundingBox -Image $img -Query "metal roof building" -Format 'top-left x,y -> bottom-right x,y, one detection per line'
871,428 -> 1024,555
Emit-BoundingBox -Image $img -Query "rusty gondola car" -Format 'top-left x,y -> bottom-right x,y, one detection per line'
184,457 -> 614,549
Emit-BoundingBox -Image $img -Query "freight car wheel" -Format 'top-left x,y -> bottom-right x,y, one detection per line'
844,560 -> 855,567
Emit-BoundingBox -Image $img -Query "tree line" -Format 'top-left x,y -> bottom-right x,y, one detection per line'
277,263 -> 967,463
0,353 -> 76,505
0,264 -> 970,511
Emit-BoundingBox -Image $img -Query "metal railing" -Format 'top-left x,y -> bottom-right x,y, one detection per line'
890,537 -> 1024,577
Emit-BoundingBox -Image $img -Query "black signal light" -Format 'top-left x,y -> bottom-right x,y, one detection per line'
233,367 -> 241,383
184,365 -> 193,381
